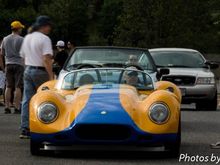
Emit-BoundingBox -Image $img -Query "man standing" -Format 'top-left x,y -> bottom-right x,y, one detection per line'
0,36 -> 5,99
0,21 -> 25,114
67,39 -> 75,55
54,40 -> 68,76
19,16 -> 54,138
126,55 -> 139,65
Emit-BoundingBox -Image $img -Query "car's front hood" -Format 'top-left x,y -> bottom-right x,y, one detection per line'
166,68 -> 214,77
73,84 -> 138,126
30,83 -> 180,135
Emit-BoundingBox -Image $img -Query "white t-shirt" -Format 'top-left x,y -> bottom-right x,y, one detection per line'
20,32 -> 53,66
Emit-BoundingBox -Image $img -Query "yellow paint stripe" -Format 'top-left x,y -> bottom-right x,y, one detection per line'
119,85 -> 180,134
30,85 -> 93,133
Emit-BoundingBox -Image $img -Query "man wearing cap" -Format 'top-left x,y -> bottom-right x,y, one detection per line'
54,40 -> 68,76
0,21 -> 25,114
19,16 -> 54,138
124,67 -> 141,87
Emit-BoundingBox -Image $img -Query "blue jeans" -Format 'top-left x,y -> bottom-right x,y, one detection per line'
21,67 -> 49,130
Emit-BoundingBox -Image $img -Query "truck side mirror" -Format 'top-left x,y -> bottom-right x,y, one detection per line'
156,68 -> 170,80
205,61 -> 219,69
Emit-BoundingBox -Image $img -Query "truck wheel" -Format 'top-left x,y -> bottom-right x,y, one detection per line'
196,92 -> 217,111
165,119 -> 181,158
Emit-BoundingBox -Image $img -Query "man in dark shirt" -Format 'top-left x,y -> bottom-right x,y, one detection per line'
54,40 -> 68,76
67,39 -> 75,56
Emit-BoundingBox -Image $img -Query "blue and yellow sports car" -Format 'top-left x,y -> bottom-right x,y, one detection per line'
30,66 -> 181,157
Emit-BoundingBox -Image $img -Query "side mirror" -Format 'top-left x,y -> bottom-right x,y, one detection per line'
159,68 -> 170,75
205,61 -> 219,69
156,68 -> 170,80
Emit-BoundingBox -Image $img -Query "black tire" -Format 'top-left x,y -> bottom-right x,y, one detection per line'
165,119 -> 181,158
30,140 -> 42,156
196,102 -> 204,110
196,92 -> 217,111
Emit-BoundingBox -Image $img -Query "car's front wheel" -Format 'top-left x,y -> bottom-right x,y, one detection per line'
165,119 -> 181,158
30,140 -> 42,155
196,92 -> 217,111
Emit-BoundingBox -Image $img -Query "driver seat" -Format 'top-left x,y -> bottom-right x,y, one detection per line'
79,74 -> 95,86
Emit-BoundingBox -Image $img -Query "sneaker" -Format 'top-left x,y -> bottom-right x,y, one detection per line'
4,108 -> 11,114
210,142 -> 220,149
14,108 -> 21,114
19,129 -> 30,139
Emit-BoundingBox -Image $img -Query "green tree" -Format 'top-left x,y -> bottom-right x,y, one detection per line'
178,0 -> 214,52
114,0 -> 218,52
40,0 -> 88,45
114,0 -> 153,47
0,0 -> 37,37
97,0 -> 123,45
0,0 -> 219,53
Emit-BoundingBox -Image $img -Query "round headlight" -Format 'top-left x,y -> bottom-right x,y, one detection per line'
37,103 -> 58,124
149,103 -> 169,124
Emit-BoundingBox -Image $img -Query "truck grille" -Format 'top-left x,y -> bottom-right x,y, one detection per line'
75,124 -> 131,141
162,75 -> 196,85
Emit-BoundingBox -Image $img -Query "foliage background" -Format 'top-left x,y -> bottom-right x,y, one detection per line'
0,0 -> 219,53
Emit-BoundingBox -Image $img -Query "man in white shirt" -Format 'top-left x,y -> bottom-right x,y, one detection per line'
19,16 -> 54,139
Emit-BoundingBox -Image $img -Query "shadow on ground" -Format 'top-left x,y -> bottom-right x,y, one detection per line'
35,150 -> 179,161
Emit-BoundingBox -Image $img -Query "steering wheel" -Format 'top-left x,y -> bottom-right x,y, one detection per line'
118,64 -> 145,85
76,64 -> 102,83
124,64 -> 144,71
76,64 -> 97,69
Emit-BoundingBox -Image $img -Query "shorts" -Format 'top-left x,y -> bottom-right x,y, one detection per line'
5,64 -> 24,88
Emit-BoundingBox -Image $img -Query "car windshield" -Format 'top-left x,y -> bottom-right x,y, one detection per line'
65,48 -> 155,73
151,51 -> 206,68
62,68 -> 154,90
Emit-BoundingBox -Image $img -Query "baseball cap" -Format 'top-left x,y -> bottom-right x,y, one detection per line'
11,21 -> 25,29
32,15 -> 52,30
56,40 -> 65,47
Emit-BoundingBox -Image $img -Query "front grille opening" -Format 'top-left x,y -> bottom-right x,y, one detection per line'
162,76 -> 196,85
75,124 -> 131,140
54,134 -> 69,140
138,135 -> 153,141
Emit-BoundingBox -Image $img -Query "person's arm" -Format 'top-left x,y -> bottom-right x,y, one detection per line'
43,54 -> 54,80
0,41 -> 5,71
42,37 -> 54,80
0,54 -> 4,72
19,39 -> 25,66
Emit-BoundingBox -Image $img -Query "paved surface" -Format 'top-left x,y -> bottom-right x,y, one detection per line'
0,105 -> 220,165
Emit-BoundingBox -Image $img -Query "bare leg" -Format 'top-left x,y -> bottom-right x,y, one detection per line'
5,88 -> 11,109
14,88 -> 22,110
